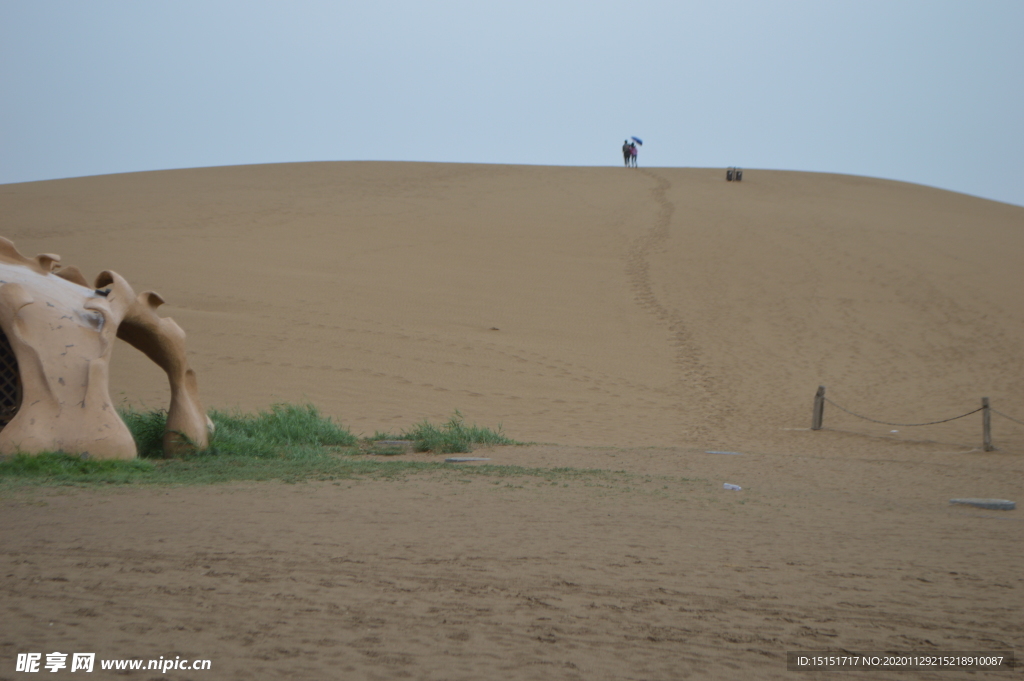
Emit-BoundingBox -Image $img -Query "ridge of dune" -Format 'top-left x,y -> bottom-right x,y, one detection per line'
1,162 -> 1021,452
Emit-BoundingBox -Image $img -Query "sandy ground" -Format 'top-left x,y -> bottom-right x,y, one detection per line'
2,440 -> 1021,680
1,163 -> 1022,678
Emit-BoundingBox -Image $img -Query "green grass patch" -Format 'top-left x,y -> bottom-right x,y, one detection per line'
0,450 -> 631,490
394,410 -> 519,453
0,404 -> 535,489
2,406 -> 699,495
205,403 -> 358,456
0,452 -> 156,483
119,405 -> 167,458
119,403 -> 358,458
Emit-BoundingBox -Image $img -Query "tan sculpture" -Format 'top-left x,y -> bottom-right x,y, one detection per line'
0,238 -> 211,459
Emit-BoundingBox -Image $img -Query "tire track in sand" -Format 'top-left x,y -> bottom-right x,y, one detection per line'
626,170 -> 724,435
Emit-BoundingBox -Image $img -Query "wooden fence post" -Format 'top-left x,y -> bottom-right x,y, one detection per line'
812,386 -> 825,430
982,397 -> 993,451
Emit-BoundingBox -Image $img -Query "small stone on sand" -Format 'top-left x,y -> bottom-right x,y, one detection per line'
949,498 -> 1015,511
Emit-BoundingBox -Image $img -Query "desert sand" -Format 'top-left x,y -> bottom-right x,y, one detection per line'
1,163 -> 1022,679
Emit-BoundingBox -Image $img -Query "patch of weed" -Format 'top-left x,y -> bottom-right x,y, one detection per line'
206,403 -> 357,456
0,405 -> 637,491
401,410 -> 518,453
0,452 -> 156,485
119,405 -> 168,458
120,403 -> 357,459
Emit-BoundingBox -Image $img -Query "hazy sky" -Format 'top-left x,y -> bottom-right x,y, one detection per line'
3,1 -> 1022,206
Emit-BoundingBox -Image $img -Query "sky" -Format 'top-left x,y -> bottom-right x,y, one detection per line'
2,1 -> 1023,207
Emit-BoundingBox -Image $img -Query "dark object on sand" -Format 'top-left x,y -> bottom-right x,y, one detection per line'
727,167 -> 743,182
949,498 -> 1016,511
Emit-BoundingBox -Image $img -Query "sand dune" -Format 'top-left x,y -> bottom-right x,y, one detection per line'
1,162 -> 1021,451
2,164 -> 1022,679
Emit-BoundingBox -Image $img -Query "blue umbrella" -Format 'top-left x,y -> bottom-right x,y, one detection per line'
631,136 -> 643,145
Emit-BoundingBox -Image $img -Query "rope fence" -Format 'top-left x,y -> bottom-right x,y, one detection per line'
810,386 -> 1023,451
822,398 -> 983,427
992,408 -> 1024,427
